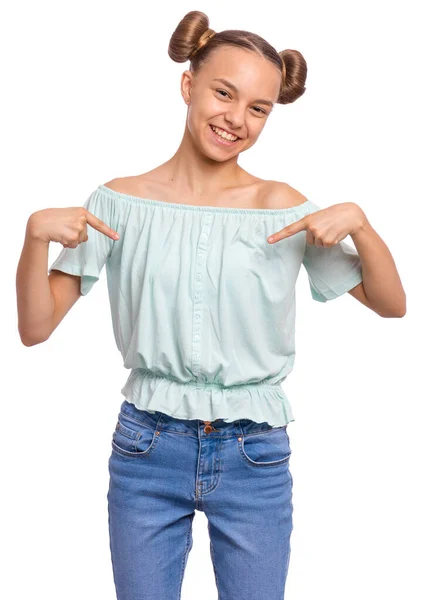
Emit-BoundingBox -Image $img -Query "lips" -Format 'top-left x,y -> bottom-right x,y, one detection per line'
210,123 -> 241,142
209,124 -> 241,145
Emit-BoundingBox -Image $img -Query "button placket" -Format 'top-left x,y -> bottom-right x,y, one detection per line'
192,213 -> 213,380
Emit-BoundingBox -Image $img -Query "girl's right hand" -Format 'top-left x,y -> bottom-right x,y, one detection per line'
27,207 -> 120,247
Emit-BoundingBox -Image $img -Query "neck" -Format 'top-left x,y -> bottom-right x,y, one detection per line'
160,123 -> 247,198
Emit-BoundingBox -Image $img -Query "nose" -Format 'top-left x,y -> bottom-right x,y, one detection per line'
223,108 -> 245,132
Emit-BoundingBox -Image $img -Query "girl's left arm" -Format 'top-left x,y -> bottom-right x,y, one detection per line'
350,212 -> 406,318
268,200 -> 406,318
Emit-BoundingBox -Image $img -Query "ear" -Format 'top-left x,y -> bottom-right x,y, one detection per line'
181,70 -> 194,104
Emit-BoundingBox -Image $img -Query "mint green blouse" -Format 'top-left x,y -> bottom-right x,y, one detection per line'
48,184 -> 363,427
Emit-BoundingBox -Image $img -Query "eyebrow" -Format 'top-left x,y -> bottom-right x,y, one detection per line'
212,78 -> 274,107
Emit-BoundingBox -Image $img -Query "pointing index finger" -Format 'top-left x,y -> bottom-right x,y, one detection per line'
85,210 -> 120,240
267,215 -> 308,244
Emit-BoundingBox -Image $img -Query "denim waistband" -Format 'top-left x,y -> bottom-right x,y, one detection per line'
118,399 -> 287,437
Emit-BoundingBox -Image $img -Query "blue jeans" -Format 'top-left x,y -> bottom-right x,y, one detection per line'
107,400 -> 294,600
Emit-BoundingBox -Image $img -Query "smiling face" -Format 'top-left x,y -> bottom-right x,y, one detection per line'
181,45 -> 282,162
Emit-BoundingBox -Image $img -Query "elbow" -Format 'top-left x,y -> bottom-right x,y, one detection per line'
20,337 -> 44,347
397,305 -> 407,318
379,306 -> 407,318
377,294 -> 407,318
391,298 -> 407,318
19,328 -> 50,347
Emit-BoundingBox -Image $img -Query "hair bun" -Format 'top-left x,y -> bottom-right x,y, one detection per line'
277,49 -> 307,104
168,10 -> 214,63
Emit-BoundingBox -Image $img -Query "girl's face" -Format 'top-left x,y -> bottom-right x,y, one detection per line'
181,46 -> 282,162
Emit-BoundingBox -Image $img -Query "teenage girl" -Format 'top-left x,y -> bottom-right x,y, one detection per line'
17,10 -> 406,600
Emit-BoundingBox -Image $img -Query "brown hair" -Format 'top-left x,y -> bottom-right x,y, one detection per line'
168,10 -> 307,105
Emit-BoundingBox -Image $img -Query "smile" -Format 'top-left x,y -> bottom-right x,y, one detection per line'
209,124 -> 240,146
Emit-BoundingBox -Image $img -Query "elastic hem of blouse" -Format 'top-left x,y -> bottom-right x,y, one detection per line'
98,184 -> 314,216
120,368 -> 295,428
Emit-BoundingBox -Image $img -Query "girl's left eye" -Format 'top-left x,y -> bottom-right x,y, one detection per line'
253,107 -> 266,114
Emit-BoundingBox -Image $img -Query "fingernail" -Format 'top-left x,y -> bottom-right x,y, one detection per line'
267,236 -> 274,243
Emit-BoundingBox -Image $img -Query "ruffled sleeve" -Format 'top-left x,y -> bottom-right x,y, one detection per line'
48,187 -> 118,296
302,203 -> 363,302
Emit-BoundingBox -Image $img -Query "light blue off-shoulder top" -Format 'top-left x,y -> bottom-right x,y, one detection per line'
48,184 -> 363,427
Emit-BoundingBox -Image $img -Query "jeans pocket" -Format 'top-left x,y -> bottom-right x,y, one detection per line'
238,426 -> 291,467
111,411 -> 161,458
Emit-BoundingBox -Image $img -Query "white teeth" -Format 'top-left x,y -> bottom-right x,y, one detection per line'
211,125 -> 238,141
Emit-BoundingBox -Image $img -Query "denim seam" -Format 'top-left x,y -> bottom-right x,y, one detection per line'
199,439 -> 222,496
208,523 -> 221,594
178,513 -> 194,600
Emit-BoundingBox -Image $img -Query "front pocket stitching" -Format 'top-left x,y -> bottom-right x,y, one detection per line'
116,422 -> 141,441
238,437 -> 291,467
111,431 -> 160,458
240,447 -> 291,467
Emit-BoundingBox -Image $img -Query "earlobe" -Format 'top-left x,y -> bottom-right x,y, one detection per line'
181,90 -> 190,105
180,70 -> 192,105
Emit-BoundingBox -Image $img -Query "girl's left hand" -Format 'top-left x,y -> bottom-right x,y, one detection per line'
267,202 -> 368,246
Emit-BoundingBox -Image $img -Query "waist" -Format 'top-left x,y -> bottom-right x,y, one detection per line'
119,367 -> 293,427
124,367 -> 284,391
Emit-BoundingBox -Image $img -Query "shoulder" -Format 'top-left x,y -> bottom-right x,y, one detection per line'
102,175 -> 145,195
262,180 -> 310,209
101,174 -> 164,203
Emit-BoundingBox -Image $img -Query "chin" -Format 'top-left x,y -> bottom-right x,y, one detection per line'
206,148 -> 239,163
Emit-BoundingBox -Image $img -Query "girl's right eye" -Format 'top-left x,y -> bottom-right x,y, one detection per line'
217,89 -> 230,98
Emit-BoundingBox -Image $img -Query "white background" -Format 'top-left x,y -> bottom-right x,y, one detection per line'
3,1 -> 421,598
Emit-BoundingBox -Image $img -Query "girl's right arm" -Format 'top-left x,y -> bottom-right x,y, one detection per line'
16,216 -> 82,346
16,206 -> 119,346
